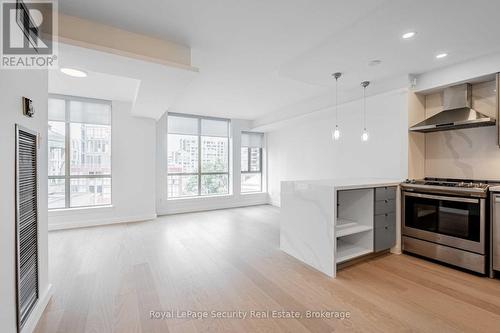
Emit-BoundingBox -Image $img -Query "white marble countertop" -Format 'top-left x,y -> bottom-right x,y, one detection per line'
280,177 -> 402,277
489,185 -> 500,193
282,177 -> 402,190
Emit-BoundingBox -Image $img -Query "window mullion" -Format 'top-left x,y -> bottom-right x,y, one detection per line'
198,118 -> 201,196
260,148 -> 263,191
64,101 -> 71,208
248,147 -> 251,172
68,174 -> 112,179
259,147 -> 262,173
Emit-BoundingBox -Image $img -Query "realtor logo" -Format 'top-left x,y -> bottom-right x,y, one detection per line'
1,0 -> 58,69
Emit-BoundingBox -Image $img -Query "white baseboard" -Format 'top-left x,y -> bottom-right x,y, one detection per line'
269,194 -> 280,207
158,193 -> 270,215
21,284 -> 53,333
48,214 -> 157,231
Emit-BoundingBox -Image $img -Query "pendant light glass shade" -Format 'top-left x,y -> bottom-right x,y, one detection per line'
360,81 -> 370,142
361,128 -> 369,142
332,72 -> 342,141
332,126 -> 340,141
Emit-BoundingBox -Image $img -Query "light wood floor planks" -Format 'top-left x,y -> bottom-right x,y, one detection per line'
35,205 -> 500,333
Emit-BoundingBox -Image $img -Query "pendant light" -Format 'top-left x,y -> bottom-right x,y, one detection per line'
360,81 -> 370,142
331,72 -> 342,141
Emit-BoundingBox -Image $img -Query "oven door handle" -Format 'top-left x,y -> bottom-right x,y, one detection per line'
404,192 -> 479,204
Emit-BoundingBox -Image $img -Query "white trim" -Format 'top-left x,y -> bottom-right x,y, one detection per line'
48,214 -> 157,231
21,284 -> 53,333
48,205 -> 114,215
167,194 -> 232,201
159,193 -> 269,215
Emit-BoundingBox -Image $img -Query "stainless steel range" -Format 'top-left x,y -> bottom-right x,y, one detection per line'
401,178 -> 495,274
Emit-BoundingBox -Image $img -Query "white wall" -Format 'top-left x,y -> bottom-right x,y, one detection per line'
156,117 -> 269,215
0,69 -> 50,333
48,101 -> 157,230
267,89 -> 408,206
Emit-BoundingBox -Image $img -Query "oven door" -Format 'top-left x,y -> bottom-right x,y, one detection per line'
402,191 -> 485,254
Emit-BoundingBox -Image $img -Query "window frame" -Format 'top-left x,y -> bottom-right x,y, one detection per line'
240,132 -> 263,193
48,94 -> 112,210
167,112 -> 231,199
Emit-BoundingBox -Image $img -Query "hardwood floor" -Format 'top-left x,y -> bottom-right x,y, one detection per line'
35,205 -> 500,333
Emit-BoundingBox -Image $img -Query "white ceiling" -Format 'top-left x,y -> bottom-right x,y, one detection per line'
279,0 -> 500,91
53,43 -> 197,119
58,0 -> 500,121
49,69 -> 140,102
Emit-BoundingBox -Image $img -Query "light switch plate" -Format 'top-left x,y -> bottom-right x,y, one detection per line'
22,97 -> 35,118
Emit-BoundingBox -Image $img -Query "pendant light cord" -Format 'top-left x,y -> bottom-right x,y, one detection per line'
361,81 -> 369,130
333,72 -> 341,128
363,85 -> 366,129
335,76 -> 339,126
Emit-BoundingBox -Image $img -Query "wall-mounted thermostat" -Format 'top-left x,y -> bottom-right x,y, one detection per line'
22,97 -> 35,118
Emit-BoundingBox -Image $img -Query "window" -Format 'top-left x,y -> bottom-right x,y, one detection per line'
48,96 -> 112,209
167,114 -> 230,198
241,132 -> 263,193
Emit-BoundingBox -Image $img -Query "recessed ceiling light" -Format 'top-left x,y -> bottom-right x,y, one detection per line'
402,31 -> 416,39
436,53 -> 448,59
60,67 -> 88,78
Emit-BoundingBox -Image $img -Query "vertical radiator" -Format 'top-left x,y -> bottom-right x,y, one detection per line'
15,125 -> 39,330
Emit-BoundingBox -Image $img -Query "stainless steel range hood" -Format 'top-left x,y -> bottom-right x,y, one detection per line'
409,83 -> 496,133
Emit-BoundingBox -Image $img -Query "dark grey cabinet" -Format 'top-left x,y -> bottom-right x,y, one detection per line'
375,187 -> 396,201
374,187 -> 396,252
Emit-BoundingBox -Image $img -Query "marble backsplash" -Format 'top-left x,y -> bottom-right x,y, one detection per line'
425,126 -> 500,180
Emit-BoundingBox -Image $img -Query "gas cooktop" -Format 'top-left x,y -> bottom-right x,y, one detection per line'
404,178 -> 489,189
401,178 -> 499,197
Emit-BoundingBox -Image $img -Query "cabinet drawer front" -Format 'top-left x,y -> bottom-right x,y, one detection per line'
374,212 -> 396,229
375,199 -> 396,215
375,186 -> 397,201
374,224 -> 396,252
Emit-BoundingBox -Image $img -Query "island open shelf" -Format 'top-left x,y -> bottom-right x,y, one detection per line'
336,188 -> 374,263
337,233 -> 374,263
336,221 -> 373,237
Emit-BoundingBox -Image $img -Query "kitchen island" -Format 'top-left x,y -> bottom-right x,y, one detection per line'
280,178 -> 401,277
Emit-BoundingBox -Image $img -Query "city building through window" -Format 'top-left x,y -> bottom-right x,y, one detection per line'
241,132 -> 263,193
167,114 -> 230,198
48,96 -> 112,209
